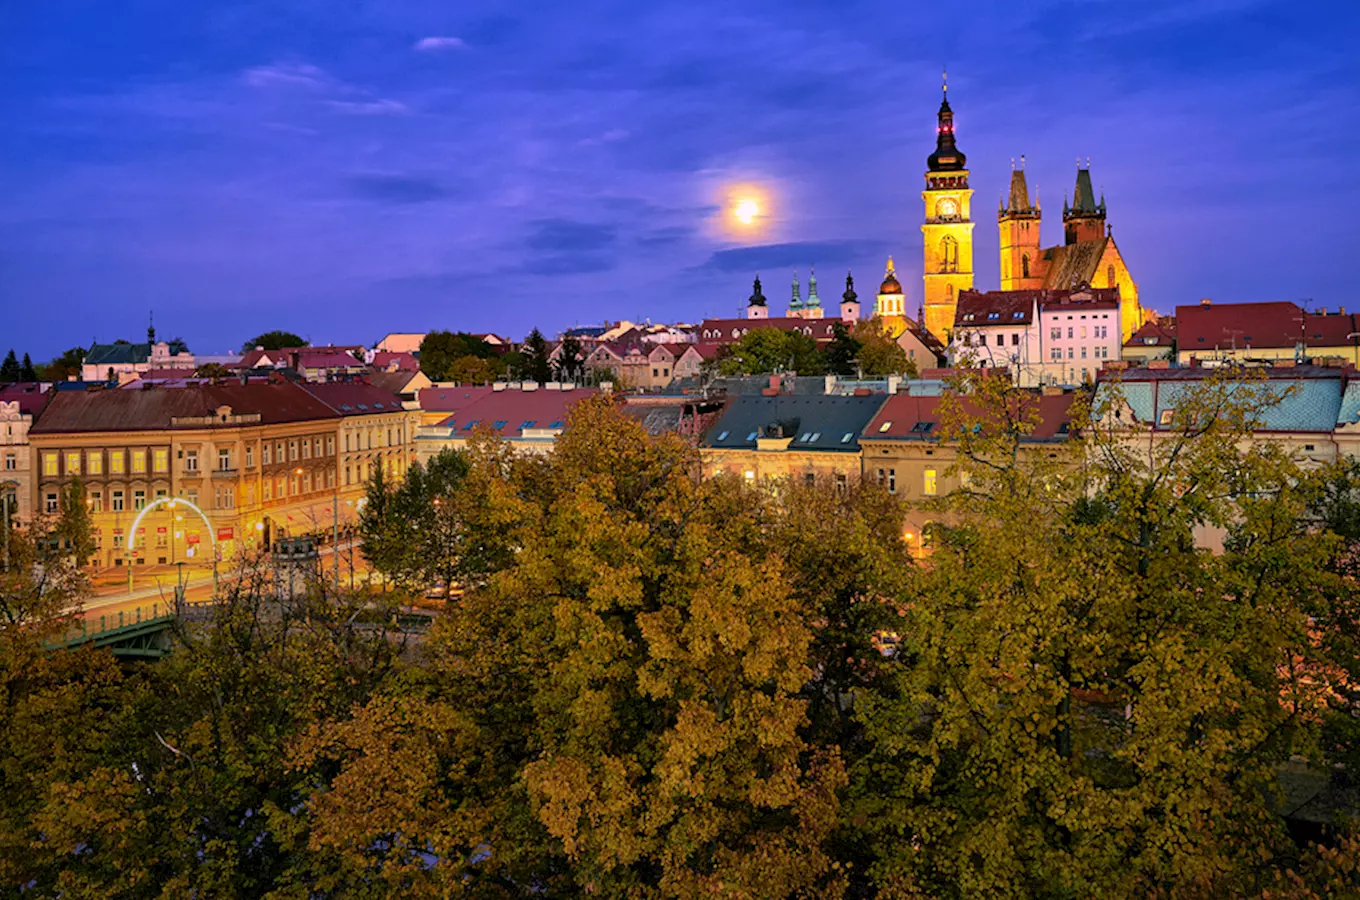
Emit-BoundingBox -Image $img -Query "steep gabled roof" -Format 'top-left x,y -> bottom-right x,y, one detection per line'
86,342 -> 152,366
1124,318 -> 1177,349
1041,239 -> 1109,290
954,290 -> 1038,327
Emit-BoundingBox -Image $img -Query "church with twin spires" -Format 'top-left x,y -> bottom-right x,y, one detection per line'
875,81 -> 1147,345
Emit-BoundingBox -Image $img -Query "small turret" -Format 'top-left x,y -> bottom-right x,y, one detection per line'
746,275 -> 769,320
840,271 -> 861,323
789,268 -> 804,316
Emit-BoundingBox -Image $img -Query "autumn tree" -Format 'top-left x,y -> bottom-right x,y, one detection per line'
40,347 -> 87,382
853,369 -> 1358,897
852,316 -> 914,377
419,331 -> 499,382
194,362 -> 231,378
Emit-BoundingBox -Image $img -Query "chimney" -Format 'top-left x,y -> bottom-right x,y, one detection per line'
1199,298 -> 1212,308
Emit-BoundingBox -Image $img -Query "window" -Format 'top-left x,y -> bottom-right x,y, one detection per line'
3,452 -> 14,471
155,488 -> 167,500
878,421 -> 893,433
262,443 -> 272,465
910,421 -> 935,434
1107,265 -> 1116,287
804,473 -> 815,486
1081,347 -> 1088,359
876,468 -> 886,486
1159,408 -> 1175,426
65,451 -> 80,475
186,488 -> 197,506
1067,327 -> 1074,339
113,534 -> 124,550
156,530 -> 168,549
1051,348 -> 1063,361
302,439 -> 311,460
959,471 -> 972,489
1050,327 -> 1061,340
153,448 -> 168,473
303,472 -> 313,492
940,236 -> 959,273
218,448 -> 231,471
131,450 -> 146,474
326,436 -> 335,455
924,469 -> 938,496
184,450 -> 198,472
43,453 -> 58,477
45,492 -> 59,514
743,471 -> 755,482
840,432 -> 854,444
245,446 -> 254,468
112,490 -> 125,512
89,490 -> 103,513
520,420 -> 536,430
134,490 -> 146,511
716,430 -> 729,442
289,440 -> 298,461
1022,254 -> 1030,278
1067,348 -> 1075,360
995,334 -> 1004,347
276,441 -> 285,461
264,479 -> 273,501
835,473 -> 847,492
1011,334 -> 1019,346
888,469 -> 897,494
1080,326 -> 1087,339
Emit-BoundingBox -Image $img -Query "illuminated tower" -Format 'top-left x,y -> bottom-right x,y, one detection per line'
998,159 -> 1042,290
1063,162 -> 1106,245
875,257 -> 908,338
921,77 -> 974,341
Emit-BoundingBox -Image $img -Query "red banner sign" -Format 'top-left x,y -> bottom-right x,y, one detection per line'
217,527 -> 234,541
186,532 -> 201,545
157,526 -> 167,534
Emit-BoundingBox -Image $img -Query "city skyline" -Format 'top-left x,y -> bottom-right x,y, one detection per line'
4,0 -> 1359,358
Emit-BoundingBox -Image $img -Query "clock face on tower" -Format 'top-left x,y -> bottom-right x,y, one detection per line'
936,198 -> 958,219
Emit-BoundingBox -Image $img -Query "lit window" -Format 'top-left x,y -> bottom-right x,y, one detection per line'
1159,409 -> 1175,426
134,490 -> 146,511
65,451 -> 80,475
218,448 -> 231,471
184,450 -> 198,472
263,443 -> 272,465
43,453 -> 58,476
841,432 -> 854,443
45,492 -> 58,514
746,431 -> 757,441
154,448 -> 168,473
924,469 -> 938,496
90,490 -> 103,512
112,490 -> 125,512
131,450 -> 146,474
878,421 -> 893,433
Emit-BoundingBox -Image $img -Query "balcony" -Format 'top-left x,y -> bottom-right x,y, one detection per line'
212,467 -> 238,478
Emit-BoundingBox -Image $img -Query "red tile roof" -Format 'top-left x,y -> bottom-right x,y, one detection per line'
31,382 -> 339,434
955,290 -> 1038,327
298,381 -> 407,416
1304,311 -> 1360,348
417,385 -> 495,413
371,351 -> 421,371
1124,318 -> 1177,349
434,386 -> 601,437
696,317 -> 841,344
863,391 -> 1079,441
0,383 -> 52,418
1175,300 -> 1303,353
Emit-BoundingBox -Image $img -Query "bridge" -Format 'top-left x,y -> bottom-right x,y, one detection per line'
46,601 -> 180,659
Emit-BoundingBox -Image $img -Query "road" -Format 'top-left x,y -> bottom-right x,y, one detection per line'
73,542 -> 378,625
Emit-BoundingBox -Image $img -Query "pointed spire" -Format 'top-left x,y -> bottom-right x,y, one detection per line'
842,271 -> 857,304
927,73 -> 965,172
1000,158 -> 1038,220
147,310 -> 156,344
807,265 -> 820,306
790,268 -> 803,309
747,275 -> 767,307
886,256 -> 895,274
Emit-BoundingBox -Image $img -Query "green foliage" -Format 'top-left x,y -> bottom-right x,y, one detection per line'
193,362 -> 231,378
824,321 -> 861,376
0,350 -> 18,382
852,316 -> 914,377
555,333 -> 584,381
40,346 -> 87,382
714,326 -> 826,376
521,328 -> 553,383
19,354 -> 36,382
419,331 -> 500,382
3,381 -> 1360,897
241,330 -> 306,354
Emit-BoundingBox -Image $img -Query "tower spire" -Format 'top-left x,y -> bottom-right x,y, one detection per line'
147,310 -> 156,344
807,265 -> 820,307
790,268 -> 803,310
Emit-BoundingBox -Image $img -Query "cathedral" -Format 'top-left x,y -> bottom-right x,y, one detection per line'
878,82 -> 1147,344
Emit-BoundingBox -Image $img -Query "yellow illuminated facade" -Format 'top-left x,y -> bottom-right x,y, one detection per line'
921,89 -> 974,342
874,257 -> 909,338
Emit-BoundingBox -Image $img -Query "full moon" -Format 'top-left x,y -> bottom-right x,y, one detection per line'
733,198 -> 760,225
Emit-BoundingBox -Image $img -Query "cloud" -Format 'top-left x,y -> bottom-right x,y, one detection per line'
696,241 -> 892,274
242,63 -> 329,90
414,36 -> 467,52
636,225 -> 694,248
532,255 -> 617,276
525,218 -> 618,253
326,98 -> 409,116
345,174 -> 452,205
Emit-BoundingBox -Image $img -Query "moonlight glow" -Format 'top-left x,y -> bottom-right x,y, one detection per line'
733,198 -> 760,225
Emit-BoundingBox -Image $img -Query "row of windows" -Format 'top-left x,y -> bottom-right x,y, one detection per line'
343,428 -> 404,453
43,448 -> 171,478
1049,346 -> 1110,361
875,467 -> 938,496
1049,325 -> 1110,340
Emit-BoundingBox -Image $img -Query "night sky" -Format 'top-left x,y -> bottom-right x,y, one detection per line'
3,0 -> 1358,359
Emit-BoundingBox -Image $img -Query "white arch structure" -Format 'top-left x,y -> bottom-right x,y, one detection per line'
127,497 -> 217,554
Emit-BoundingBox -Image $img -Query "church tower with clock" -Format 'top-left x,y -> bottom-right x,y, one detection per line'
921,81 -> 975,341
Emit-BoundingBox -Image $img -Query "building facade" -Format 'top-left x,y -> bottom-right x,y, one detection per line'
28,383 -> 348,568
921,87 -> 975,341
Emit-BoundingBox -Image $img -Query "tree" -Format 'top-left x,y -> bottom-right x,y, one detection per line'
714,327 -> 826,376
240,331 -> 306,354
55,478 -> 94,566
194,362 -> 231,379
554,334 -> 584,382
0,350 -> 19,382
851,369 -> 1357,896
418,331 -> 497,382
824,321 -> 861,376
448,355 -> 494,385
852,316 -> 914,377
40,347 -> 86,383
18,354 -> 36,382
521,328 -> 552,383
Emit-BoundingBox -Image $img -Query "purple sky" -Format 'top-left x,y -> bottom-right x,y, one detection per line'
3,0 -> 1358,359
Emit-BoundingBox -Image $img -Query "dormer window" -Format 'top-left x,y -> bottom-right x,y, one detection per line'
987,312 -> 1000,320
878,421 -> 892,433
746,431 -> 757,441
716,431 -> 729,441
